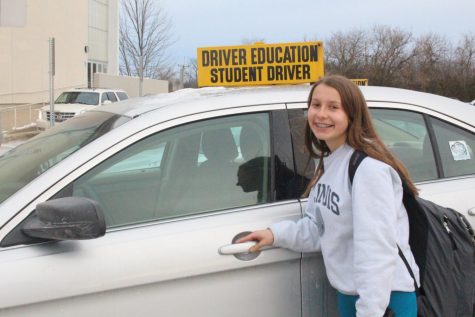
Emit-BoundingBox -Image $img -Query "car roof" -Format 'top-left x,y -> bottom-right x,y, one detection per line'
95,85 -> 475,127
63,88 -> 126,93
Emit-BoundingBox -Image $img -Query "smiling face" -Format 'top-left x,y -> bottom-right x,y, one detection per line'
307,84 -> 349,152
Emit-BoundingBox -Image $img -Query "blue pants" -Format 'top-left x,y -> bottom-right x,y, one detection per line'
337,291 -> 417,317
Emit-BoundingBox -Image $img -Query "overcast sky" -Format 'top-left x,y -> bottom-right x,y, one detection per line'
161,0 -> 475,66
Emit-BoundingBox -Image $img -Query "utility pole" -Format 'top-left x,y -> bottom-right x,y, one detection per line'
139,54 -> 144,97
177,63 -> 189,90
49,37 -> 55,127
0,112 -> 3,147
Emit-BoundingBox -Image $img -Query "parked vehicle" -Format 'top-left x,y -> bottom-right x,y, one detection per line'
0,85 -> 474,316
36,88 -> 128,130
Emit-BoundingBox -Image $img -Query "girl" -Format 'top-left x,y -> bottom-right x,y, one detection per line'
237,75 -> 420,317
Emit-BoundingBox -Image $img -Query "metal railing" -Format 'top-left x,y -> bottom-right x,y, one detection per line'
0,103 -> 44,142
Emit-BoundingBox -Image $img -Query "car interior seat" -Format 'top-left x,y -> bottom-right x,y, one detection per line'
178,127 -> 242,213
198,128 -> 238,171
239,125 -> 264,162
236,125 -> 269,202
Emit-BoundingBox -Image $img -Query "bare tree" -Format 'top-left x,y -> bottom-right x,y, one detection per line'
119,0 -> 173,81
452,33 -> 475,101
366,25 -> 413,86
321,26 -> 474,101
325,29 -> 368,78
408,34 -> 450,93
182,58 -> 198,88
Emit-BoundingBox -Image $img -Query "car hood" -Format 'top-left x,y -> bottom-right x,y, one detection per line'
40,103 -> 97,113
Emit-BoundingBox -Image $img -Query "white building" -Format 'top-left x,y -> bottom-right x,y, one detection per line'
0,0 -> 119,105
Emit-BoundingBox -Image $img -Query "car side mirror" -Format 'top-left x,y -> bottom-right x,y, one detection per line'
22,197 -> 106,241
102,100 -> 112,105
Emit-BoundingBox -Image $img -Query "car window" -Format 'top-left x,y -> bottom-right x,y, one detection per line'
370,109 -> 438,182
55,92 -> 99,105
289,108 -> 440,184
60,113 -> 271,228
101,93 -> 109,104
106,92 -> 118,102
430,117 -> 475,178
116,92 -> 128,100
0,112 -> 130,204
102,143 -> 166,173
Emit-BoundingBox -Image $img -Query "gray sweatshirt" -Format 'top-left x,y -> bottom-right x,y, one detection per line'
270,143 -> 419,317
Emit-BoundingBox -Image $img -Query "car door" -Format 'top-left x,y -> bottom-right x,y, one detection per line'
286,105 -> 340,317
368,104 -> 475,227
0,108 -> 304,317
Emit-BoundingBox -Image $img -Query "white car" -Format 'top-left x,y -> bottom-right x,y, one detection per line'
36,88 -> 128,130
0,85 -> 474,316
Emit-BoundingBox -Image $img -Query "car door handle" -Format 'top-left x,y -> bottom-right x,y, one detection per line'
468,207 -> 475,216
219,242 -> 257,255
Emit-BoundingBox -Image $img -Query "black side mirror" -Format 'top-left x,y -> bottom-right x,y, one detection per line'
22,197 -> 106,241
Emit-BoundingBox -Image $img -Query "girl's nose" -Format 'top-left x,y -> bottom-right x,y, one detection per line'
315,106 -> 327,118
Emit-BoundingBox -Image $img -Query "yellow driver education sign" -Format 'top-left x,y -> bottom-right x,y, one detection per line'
197,41 -> 324,87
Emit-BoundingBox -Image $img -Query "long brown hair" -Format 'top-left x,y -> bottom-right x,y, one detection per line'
303,75 -> 418,196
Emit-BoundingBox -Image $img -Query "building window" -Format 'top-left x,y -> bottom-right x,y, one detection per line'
87,61 -> 108,88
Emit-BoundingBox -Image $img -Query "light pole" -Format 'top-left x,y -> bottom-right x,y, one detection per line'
49,37 -> 55,127
139,55 -> 143,97
177,63 -> 189,90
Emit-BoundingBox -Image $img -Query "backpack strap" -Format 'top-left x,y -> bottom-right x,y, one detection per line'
397,246 -> 420,295
348,150 -> 420,293
349,150 -> 367,185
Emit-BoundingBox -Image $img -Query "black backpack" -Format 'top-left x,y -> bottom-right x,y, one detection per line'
349,150 -> 475,317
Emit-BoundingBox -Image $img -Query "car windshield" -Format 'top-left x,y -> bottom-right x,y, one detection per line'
55,91 -> 100,105
0,111 -> 130,204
